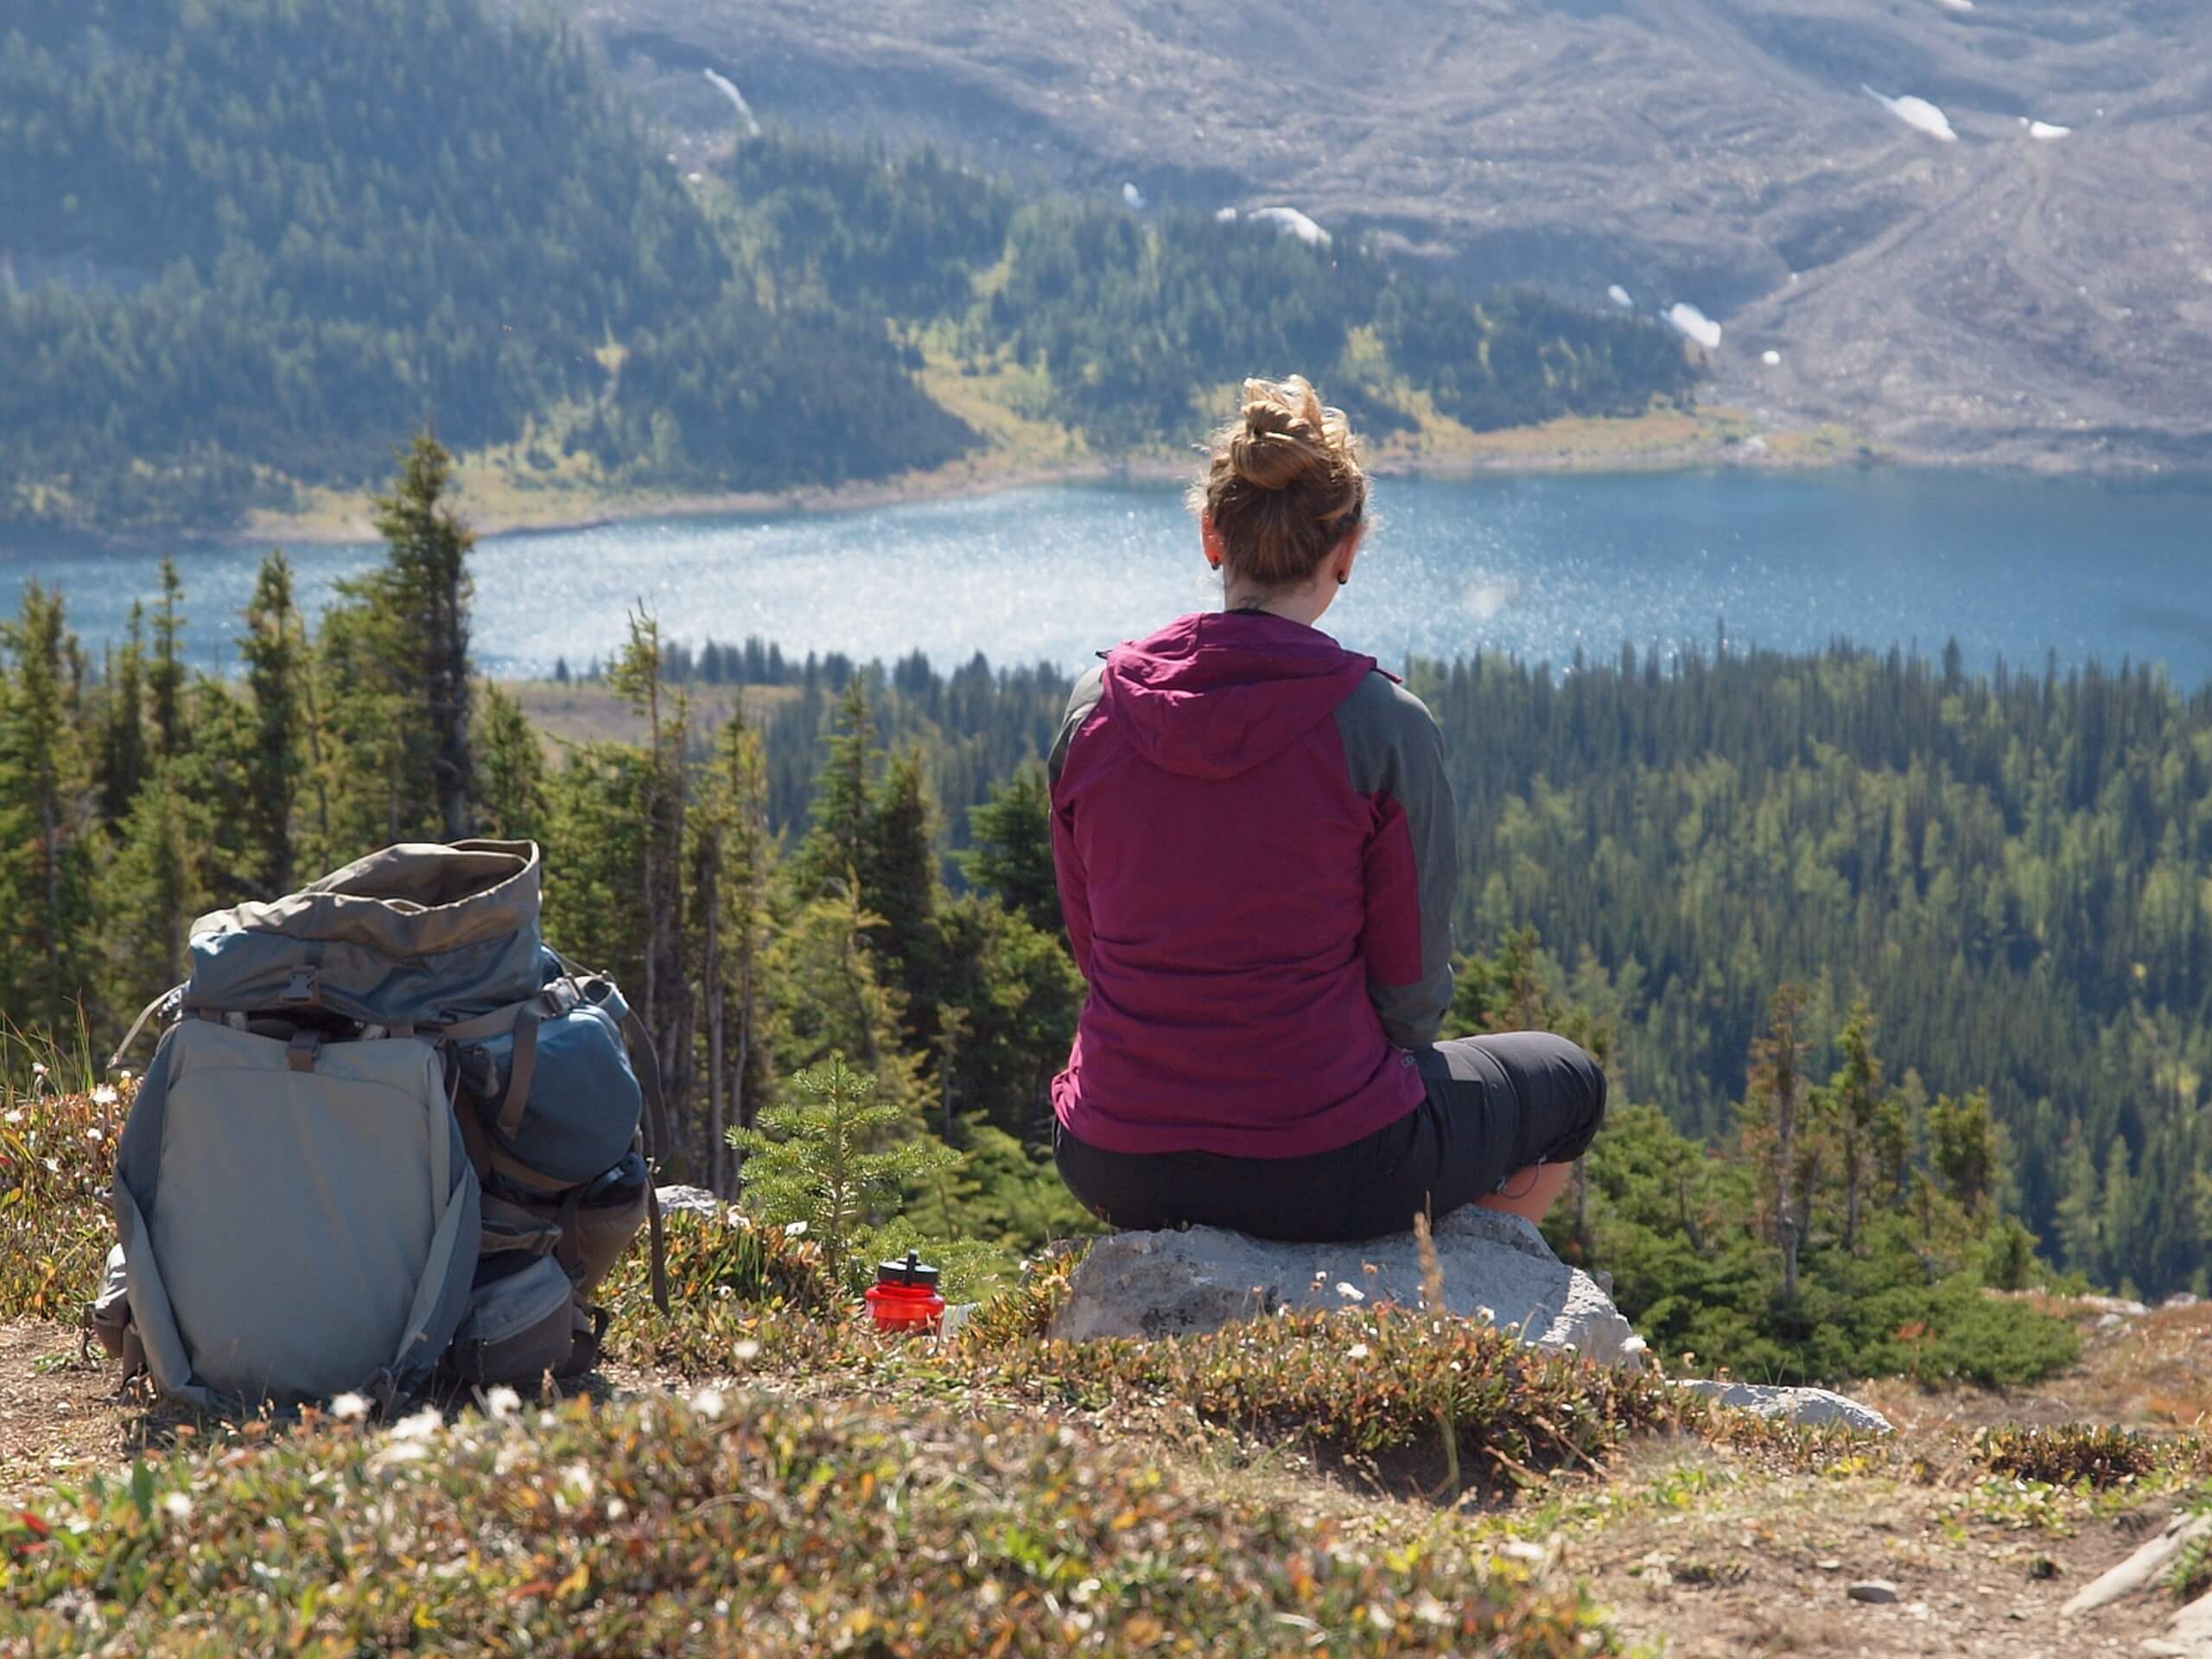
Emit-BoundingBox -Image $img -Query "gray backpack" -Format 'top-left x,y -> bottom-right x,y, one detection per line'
90,841 -> 669,1410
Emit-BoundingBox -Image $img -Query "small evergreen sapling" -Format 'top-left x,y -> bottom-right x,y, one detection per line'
728,1053 -> 957,1294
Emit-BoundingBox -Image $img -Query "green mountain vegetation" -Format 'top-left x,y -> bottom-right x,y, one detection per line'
0,0 -> 1699,531
14,437 -> 2174,1392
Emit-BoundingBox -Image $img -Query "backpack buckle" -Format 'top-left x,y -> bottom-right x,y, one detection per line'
286,1029 -> 322,1073
282,968 -> 319,1006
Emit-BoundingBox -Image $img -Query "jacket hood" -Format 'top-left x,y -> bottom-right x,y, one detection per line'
1099,612 -> 1379,781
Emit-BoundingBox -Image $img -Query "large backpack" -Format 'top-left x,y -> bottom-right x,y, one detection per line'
88,840 -> 669,1410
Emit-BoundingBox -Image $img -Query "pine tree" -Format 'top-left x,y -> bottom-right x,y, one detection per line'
471,683 -> 550,843
761,888 -> 925,1120
2053,1129 -> 2102,1279
95,766 -> 204,1020
93,604 -> 149,833
728,1054 -> 957,1293
0,583 -> 96,1033
238,551 -> 308,893
790,677 -> 874,900
1831,1002 -> 1885,1253
148,559 -> 189,762
962,762 -> 1062,936
321,435 -> 476,846
609,609 -> 692,1131
1928,1090 -> 1999,1215
373,435 -> 476,840
690,703 -> 773,1194
860,746 -> 940,1039
1740,982 -> 1814,1302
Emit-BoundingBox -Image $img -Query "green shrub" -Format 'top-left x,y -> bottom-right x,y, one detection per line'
0,1393 -> 1620,1656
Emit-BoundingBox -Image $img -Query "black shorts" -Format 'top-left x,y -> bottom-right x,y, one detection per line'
1052,1032 -> 1606,1243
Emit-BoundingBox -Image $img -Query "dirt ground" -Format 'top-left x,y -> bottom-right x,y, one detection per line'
7,1304 -> 2209,1657
0,1324 -> 139,1505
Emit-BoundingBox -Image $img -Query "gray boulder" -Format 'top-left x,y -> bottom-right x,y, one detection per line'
1670,1379 -> 1894,1435
655,1184 -> 725,1219
1050,1207 -> 1645,1369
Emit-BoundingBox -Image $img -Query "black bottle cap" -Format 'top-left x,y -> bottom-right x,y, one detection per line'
875,1249 -> 940,1289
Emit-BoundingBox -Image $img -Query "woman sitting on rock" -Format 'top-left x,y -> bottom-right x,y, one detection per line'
1047,375 -> 1606,1243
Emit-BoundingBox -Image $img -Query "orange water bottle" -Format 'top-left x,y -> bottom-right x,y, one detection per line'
865,1250 -> 946,1335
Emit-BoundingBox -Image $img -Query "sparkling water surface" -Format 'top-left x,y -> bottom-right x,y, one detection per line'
9,468 -> 2210,682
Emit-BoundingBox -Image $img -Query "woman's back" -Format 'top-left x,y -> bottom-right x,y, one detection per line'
1049,609 -> 1452,1159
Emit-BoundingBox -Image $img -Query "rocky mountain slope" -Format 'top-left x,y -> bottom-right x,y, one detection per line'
584,0 -> 2212,468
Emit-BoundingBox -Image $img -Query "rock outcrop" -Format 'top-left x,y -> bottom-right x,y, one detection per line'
1670,1379 -> 1893,1435
1049,1208 -> 1646,1370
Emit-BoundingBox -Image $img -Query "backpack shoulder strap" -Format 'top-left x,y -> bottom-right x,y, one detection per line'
107,982 -> 186,1072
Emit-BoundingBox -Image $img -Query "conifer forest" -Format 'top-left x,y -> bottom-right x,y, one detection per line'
7,437 -> 2205,1385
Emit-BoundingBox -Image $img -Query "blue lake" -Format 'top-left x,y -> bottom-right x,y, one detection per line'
6,467 -> 2210,681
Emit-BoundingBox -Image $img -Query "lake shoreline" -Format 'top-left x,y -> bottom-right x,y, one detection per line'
24,409 -> 2198,555
242,438 -> 2202,552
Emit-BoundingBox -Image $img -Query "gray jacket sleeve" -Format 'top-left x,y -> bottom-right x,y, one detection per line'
1047,667 -> 1107,975
1334,673 -> 1457,1048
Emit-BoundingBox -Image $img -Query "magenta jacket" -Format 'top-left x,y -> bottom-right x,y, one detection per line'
1048,611 -> 1458,1159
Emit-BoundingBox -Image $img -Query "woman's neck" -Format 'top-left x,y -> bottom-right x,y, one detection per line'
1222,579 -> 1332,628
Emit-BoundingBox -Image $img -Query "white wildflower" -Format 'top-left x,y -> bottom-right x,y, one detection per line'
688,1386 -> 727,1418
390,1407 -> 442,1441
86,1128 -> 103,1142
782,1221 -> 808,1238
564,1462 -> 595,1501
328,1392 -> 371,1421
733,1339 -> 761,1364
484,1386 -> 522,1419
3,1109 -> 22,1124
118,1070 -> 133,1084
92,1084 -> 118,1107
1347,1343 -> 1370,1360
607,1497 -> 627,1522
31,1063 -> 47,1077
160,1491 -> 194,1521
1334,1281 -> 1366,1303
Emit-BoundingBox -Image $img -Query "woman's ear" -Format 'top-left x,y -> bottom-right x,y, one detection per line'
1200,518 -> 1227,573
1334,524 -> 1365,585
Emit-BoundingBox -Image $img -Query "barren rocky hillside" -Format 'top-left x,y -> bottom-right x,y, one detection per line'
585,0 -> 2212,468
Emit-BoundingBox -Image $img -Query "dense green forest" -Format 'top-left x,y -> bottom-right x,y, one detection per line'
8,437 -> 2185,1385
0,0 -> 1698,530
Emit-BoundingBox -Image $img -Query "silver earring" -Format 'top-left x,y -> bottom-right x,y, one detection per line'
1337,574 -> 1349,587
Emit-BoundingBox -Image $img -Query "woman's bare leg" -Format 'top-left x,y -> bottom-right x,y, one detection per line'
1476,1160 -> 1573,1225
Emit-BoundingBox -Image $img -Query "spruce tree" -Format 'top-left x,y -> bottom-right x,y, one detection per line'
790,677 -> 874,899
239,552 -> 308,893
371,435 -> 476,841
0,583 -> 96,1033
1831,1003 -> 1884,1253
323,435 -> 476,846
690,703 -> 773,1193
727,1054 -> 956,1293
471,683 -> 550,843
860,746 -> 940,1039
962,762 -> 1062,937
1740,983 -> 1814,1302
94,604 -> 149,833
609,609 -> 692,1128
148,559 -> 189,762
95,766 -> 204,1021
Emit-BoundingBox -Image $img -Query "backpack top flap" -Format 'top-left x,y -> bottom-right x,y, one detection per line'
186,841 -> 543,1028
